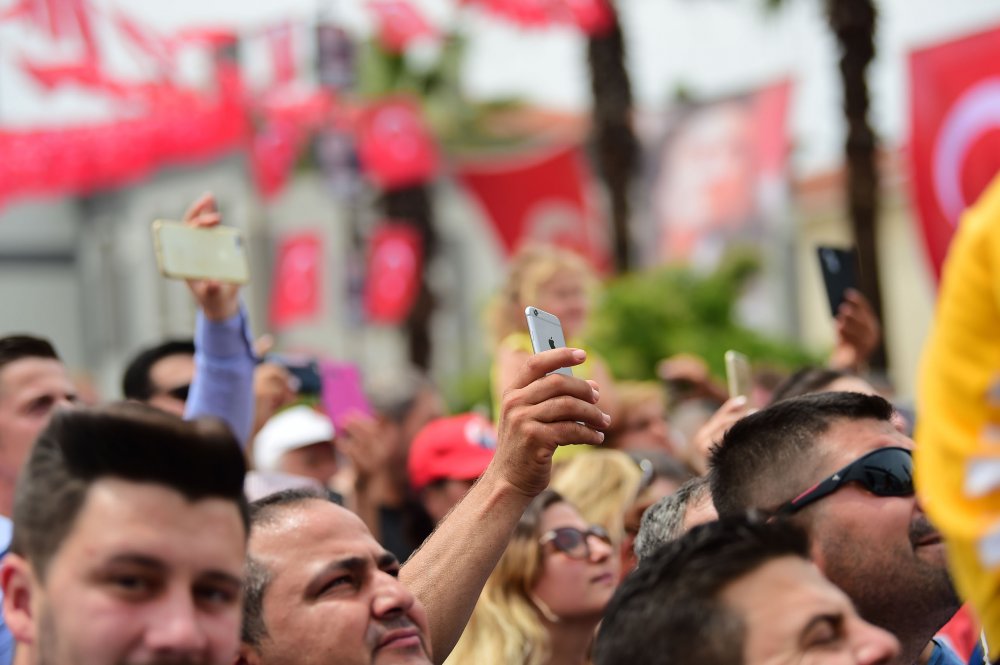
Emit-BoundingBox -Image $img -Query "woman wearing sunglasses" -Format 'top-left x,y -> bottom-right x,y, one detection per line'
446,490 -> 620,665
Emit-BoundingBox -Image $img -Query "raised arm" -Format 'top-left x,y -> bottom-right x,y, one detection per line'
400,347 -> 610,662
181,193 -> 256,447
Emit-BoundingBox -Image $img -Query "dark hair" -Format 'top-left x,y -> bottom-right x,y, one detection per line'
0,335 -> 59,373
769,366 -> 853,404
242,487 -> 330,646
709,391 -> 894,518
633,476 -> 711,561
594,516 -> 810,665
11,402 -> 248,578
121,339 -> 196,400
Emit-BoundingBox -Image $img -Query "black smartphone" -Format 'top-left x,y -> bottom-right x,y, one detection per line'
816,246 -> 858,317
265,354 -> 322,396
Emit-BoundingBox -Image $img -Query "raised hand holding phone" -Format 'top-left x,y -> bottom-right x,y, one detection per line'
525,307 -> 573,377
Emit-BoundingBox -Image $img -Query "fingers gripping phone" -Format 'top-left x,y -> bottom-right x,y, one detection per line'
724,350 -> 752,401
525,307 -> 573,377
152,220 -> 250,284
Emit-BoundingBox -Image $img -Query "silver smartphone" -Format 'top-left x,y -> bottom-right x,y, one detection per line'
152,220 -> 250,284
724,350 -> 752,400
525,306 -> 573,377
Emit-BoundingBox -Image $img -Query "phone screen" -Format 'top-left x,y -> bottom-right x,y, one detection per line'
725,350 -> 752,400
816,246 -> 858,317
524,306 -> 573,377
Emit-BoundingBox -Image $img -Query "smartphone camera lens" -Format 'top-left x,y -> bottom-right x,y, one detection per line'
532,308 -> 538,316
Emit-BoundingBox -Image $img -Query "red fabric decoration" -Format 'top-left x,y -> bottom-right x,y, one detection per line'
365,223 -> 423,324
455,145 -> 610,272
356,99 -> 438,190
368,0 -> 437,53
462,0 -> 614,35
909,26 -> 1000,280
270,232 -> 323,330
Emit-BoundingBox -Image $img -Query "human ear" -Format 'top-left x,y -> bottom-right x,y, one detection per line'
1,554 -> 37,645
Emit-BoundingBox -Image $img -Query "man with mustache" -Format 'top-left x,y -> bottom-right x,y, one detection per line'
235,347 -> 610,665
709,392 -> 963,665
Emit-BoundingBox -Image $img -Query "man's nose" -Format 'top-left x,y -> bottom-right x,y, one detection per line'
372,571 -> 417,619
144,589 -> 209,655
853,618 -> 901,665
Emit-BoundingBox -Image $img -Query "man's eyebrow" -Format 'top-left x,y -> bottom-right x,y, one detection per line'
377,552 -> 399,570
800,612 -> 844,642
304,556 -> 368,596
102,554 -> 168,571
198,570 -> 243,589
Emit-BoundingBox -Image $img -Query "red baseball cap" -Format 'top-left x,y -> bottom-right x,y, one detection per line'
408,413 -> 497,492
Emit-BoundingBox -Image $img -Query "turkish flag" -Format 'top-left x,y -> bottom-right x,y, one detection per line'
365,223 -> 423,325
356,99 -> 438,190
270,233 -> 322,330
455,145 -> 610,272
368,0 -> 437,53
909,26 -> 1000,280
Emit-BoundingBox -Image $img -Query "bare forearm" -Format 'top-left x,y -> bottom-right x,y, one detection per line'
400,469 -> 532,663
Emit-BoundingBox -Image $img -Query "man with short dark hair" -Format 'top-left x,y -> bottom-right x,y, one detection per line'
238,489 -> 432,665
709,392 -> 962,665
238,347 -> 610,664
122,339 -> 197,415
633,475 -> 716,562
0,336 -> 76,519
1,403 -> 249,665
594,517 -> 899,665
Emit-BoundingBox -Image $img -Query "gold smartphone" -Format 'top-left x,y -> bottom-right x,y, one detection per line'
152,220 -> 250,284
724,350 -> 752,400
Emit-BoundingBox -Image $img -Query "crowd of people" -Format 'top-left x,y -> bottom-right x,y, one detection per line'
0,178 -> 995,665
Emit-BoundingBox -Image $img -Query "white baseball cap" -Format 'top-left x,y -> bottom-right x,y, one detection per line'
254,406 -> 335,472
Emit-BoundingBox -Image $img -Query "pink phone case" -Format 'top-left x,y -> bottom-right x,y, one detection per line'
320,361 -> 373,430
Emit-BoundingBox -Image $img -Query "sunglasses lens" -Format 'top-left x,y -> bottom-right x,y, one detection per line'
551,528 -> 588,557
168,384 -> 190,401
850,449 -> 913,496
589,525 -> 612,546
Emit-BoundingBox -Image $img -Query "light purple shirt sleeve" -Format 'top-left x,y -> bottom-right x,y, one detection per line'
184,304 -> 256,448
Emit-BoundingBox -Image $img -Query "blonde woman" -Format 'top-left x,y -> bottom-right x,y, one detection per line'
487,245 -> 618,443
446,490 -> 618,665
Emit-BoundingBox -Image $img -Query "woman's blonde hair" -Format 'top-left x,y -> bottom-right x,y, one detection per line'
550,449 -> 643,545
445,490 -> 566,665
486,244 -> 597,346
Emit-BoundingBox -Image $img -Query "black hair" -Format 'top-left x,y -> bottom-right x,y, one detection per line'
121,339 -> 196,400
11,402 -> 248,578
709,391 -> 894,518
594,516 -> 810,665
769,366 -> 853,404
0,335 -> 59,372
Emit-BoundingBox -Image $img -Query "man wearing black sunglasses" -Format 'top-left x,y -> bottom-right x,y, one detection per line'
709,392 -> 962,665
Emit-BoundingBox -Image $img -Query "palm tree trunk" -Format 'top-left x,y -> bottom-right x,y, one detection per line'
826,0 -> 887,371
378,185 -> 436,371
587,4 -> 638,274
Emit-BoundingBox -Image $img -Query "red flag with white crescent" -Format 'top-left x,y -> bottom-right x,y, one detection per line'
365,224 -> 423,324
909,27 -> 1000,281
270,233 -> 322,330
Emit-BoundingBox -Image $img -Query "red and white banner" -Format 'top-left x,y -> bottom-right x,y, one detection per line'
909,27 -> 1000,280
461,0 -> 614,35
455,145 -> 610,272
650,81 -> 791,269
270,232 -> 323,330
365,223 -> 423,325
357,99 -> 438,191
368,0 -> 437,53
